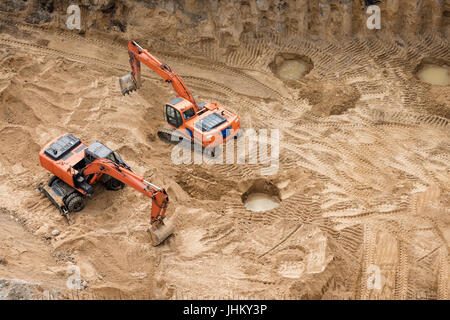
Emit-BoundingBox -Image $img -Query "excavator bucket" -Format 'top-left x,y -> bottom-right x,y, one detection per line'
148,219 -> 174,246
38,182 -> 71,224
119,73 -> 137,95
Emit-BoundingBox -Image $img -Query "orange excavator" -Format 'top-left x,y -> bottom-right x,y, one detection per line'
38,133 -> 173,246
119,40 -> 241,156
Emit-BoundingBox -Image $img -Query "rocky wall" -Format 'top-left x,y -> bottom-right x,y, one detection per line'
1,0 -> 449,48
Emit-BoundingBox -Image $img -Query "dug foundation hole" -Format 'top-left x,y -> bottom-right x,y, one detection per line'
242,179 -> 281,212
270,53 -> 313,81
415,58 -> 450,86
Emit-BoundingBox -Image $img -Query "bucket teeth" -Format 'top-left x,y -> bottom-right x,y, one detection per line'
119,73 -> 138,96
38,183 -> 71,224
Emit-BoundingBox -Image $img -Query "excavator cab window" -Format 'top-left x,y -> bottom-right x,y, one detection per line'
106,152 -> 117,163
105,151 -> 131,170
166,105 -> 183,128
183,108 -> 195,120
112,152 -> 123,164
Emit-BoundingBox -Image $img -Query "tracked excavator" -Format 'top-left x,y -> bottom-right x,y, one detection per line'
119,41 -> 241,156
38,133 -> 173,246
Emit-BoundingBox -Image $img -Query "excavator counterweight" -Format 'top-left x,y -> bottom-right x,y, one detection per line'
38,133 -> 173,246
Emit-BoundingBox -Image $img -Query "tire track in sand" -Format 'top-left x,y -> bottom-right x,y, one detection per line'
359,224 -> 376,300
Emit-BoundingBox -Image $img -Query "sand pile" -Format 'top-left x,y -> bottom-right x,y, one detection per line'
0,1 -> 448,299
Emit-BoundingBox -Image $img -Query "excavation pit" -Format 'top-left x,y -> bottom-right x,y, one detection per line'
244,193 -> 280,212
242,180 -> 281,212
270,53 -> 313,81
415,59 -> 450,86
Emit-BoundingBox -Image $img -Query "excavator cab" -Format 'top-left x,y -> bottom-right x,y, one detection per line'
166,103 -> 184,128
162,97 -> 240,154
85,142 -> 131,170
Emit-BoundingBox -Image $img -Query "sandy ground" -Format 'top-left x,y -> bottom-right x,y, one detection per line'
0,6 -> 449,299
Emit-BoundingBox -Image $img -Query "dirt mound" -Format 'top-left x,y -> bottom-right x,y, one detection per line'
296,79 -> 361,116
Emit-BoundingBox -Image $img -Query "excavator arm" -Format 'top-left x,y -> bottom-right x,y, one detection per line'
120,40 -> 198,112
81,158 -> 173,245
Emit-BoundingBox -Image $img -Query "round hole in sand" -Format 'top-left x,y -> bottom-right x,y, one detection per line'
244,193 -> 280,212
415,58 -> 450,86
270,53 -> 313,81
242,179 -> 281,212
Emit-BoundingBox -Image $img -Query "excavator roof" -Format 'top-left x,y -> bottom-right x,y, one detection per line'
168,97 -> 193,110
44,134 -> 82,160
86,142 -> 113,159
169,97 -> 183,105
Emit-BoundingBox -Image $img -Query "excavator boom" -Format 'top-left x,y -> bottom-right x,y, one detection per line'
120,40 -> 198,111
82,159 -> 168,221
82,158 -> 173,245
